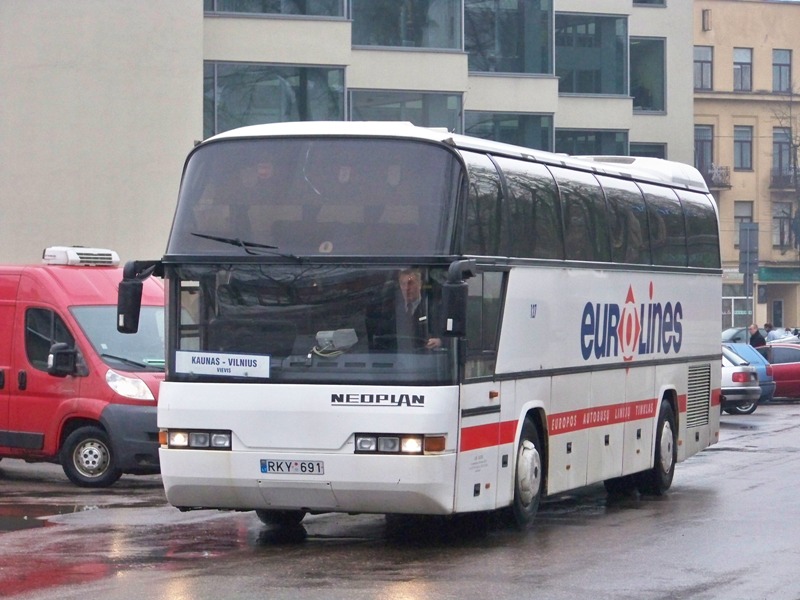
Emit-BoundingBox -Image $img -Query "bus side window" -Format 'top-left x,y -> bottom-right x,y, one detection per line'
462,152 -> 504,256
494,156 -> 564,260
596,175 -> 652,265
677,189 -> 721,268
464,271 -> 505,379
639,183 -> 688,267
549,167 -> 610,262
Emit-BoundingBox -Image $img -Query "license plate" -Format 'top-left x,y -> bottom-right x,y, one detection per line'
260,459 -> 325,475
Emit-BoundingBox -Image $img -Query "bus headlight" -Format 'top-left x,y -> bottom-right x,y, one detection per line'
161,429 -> 231,450
354,433 -> 444,455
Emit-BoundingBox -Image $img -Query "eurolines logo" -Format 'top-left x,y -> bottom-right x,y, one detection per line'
580,282 -> 683,362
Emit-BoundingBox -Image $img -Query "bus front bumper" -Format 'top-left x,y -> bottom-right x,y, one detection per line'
159,448 -> 458,515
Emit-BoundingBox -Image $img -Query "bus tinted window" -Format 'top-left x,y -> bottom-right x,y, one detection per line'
462,152 -> 504,256
639,183 -> 687,267
169,138 -> 460,257
678,189 -> 721,268
549,166 -> 610,262
495,157 -> 564,260
597,175 -> 651,265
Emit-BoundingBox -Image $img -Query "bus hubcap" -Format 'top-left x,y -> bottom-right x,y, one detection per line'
659,421 -> 674,474
517,440 -> 541,506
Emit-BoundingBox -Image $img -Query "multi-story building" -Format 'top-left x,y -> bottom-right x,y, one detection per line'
2,1 -> 692,264
694,0 -> 800,330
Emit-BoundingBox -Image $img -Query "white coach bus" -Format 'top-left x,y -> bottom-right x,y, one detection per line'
118,121 -> 721,528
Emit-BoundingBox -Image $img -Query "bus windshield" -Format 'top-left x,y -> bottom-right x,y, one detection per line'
167,137 -> 462,257
172,263 -> 457,385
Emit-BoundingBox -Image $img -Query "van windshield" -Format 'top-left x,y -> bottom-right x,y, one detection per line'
71,306 -> 165,371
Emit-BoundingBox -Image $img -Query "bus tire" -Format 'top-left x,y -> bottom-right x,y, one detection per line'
508,417 -> 543,530
255,509 -> 306,527
60,425 -> 122,488
636,401 -> 676,496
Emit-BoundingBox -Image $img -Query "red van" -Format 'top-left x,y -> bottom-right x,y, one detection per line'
0,247 -> 164,487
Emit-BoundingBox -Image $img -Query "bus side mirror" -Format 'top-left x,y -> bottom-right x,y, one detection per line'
441,259 -> 478,338
47,342 -> 77,377
117,278 -> 143,333
441,281 -> 468,337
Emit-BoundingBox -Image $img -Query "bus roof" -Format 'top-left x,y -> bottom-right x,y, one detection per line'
206,121 -> 710,194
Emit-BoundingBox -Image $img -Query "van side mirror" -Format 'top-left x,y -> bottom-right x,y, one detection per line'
47,342 -> 77,377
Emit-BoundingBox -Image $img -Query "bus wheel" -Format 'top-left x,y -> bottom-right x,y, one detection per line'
255,509 -> 306,527
508,418 -> 543,529
60,426 -> 122,488
636,402 -> 677,496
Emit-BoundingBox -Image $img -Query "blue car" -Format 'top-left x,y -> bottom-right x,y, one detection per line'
723,342 -> 776,412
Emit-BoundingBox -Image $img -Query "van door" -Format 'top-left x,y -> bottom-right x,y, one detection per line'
8,306 -> 81,456
0,274 -> 18,449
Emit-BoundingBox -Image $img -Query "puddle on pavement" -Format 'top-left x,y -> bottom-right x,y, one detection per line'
0,500 -> 165,533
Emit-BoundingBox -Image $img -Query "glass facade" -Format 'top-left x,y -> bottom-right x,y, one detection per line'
465,111 -> 553,151
555,130 -> 627,155
204,62 -> 344,138
465,0 -> 552,74
351,0 -> 461,49
630,143 -> 666,159
204,0 -> 344,16
630,37 -> 665,112
555,13 -> 627,95
350,90 -> 462,132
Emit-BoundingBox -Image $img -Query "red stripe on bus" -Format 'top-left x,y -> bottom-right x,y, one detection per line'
460,420 -> 517,452
461,391 -> 721,451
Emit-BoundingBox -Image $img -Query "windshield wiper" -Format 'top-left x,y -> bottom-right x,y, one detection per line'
191,232 -> 278,255
100,353 -> 158,370
191,232 -> 305,262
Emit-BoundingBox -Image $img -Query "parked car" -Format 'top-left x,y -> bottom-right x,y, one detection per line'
721,345 -> 761,414
757,342 -> 800,398
723,342 -> 775,407
722,326 -> 766,344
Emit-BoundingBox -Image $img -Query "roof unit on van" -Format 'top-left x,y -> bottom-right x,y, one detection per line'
42,246 -> 120,267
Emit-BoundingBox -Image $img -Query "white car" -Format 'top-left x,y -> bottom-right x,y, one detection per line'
721,345 -> 760,414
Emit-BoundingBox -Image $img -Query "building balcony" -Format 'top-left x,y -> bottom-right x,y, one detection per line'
770,168 -> 799,189
700,165 -> 731,189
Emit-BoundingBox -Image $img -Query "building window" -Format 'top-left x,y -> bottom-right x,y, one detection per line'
351,0 -> 461,49
630,37 -> 665,112
555,14 -> 627,95
773,49 -> 792,93
734,201 -> 753,247
773,127 -> 794,186
633,0 -> 665,4
465,0 -> 552,74
350,90 -> 462,132
630,143 -> 666,159
733,47 -> 752,92
773,201 -> 794,248
465,112 -> 553,151
555,129 -> 628,155
694,125 -> 714,175
203,62 -> 344,139
204,0 -> 344,16
694,46 -> 713,91
734,126 -> 753,171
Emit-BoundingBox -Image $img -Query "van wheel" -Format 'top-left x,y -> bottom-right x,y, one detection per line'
728,402 -> 758,415
255,509 -> 306,527
506,417 -> 543,530
60,426 -> 122,487
636,402 -> 677,496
